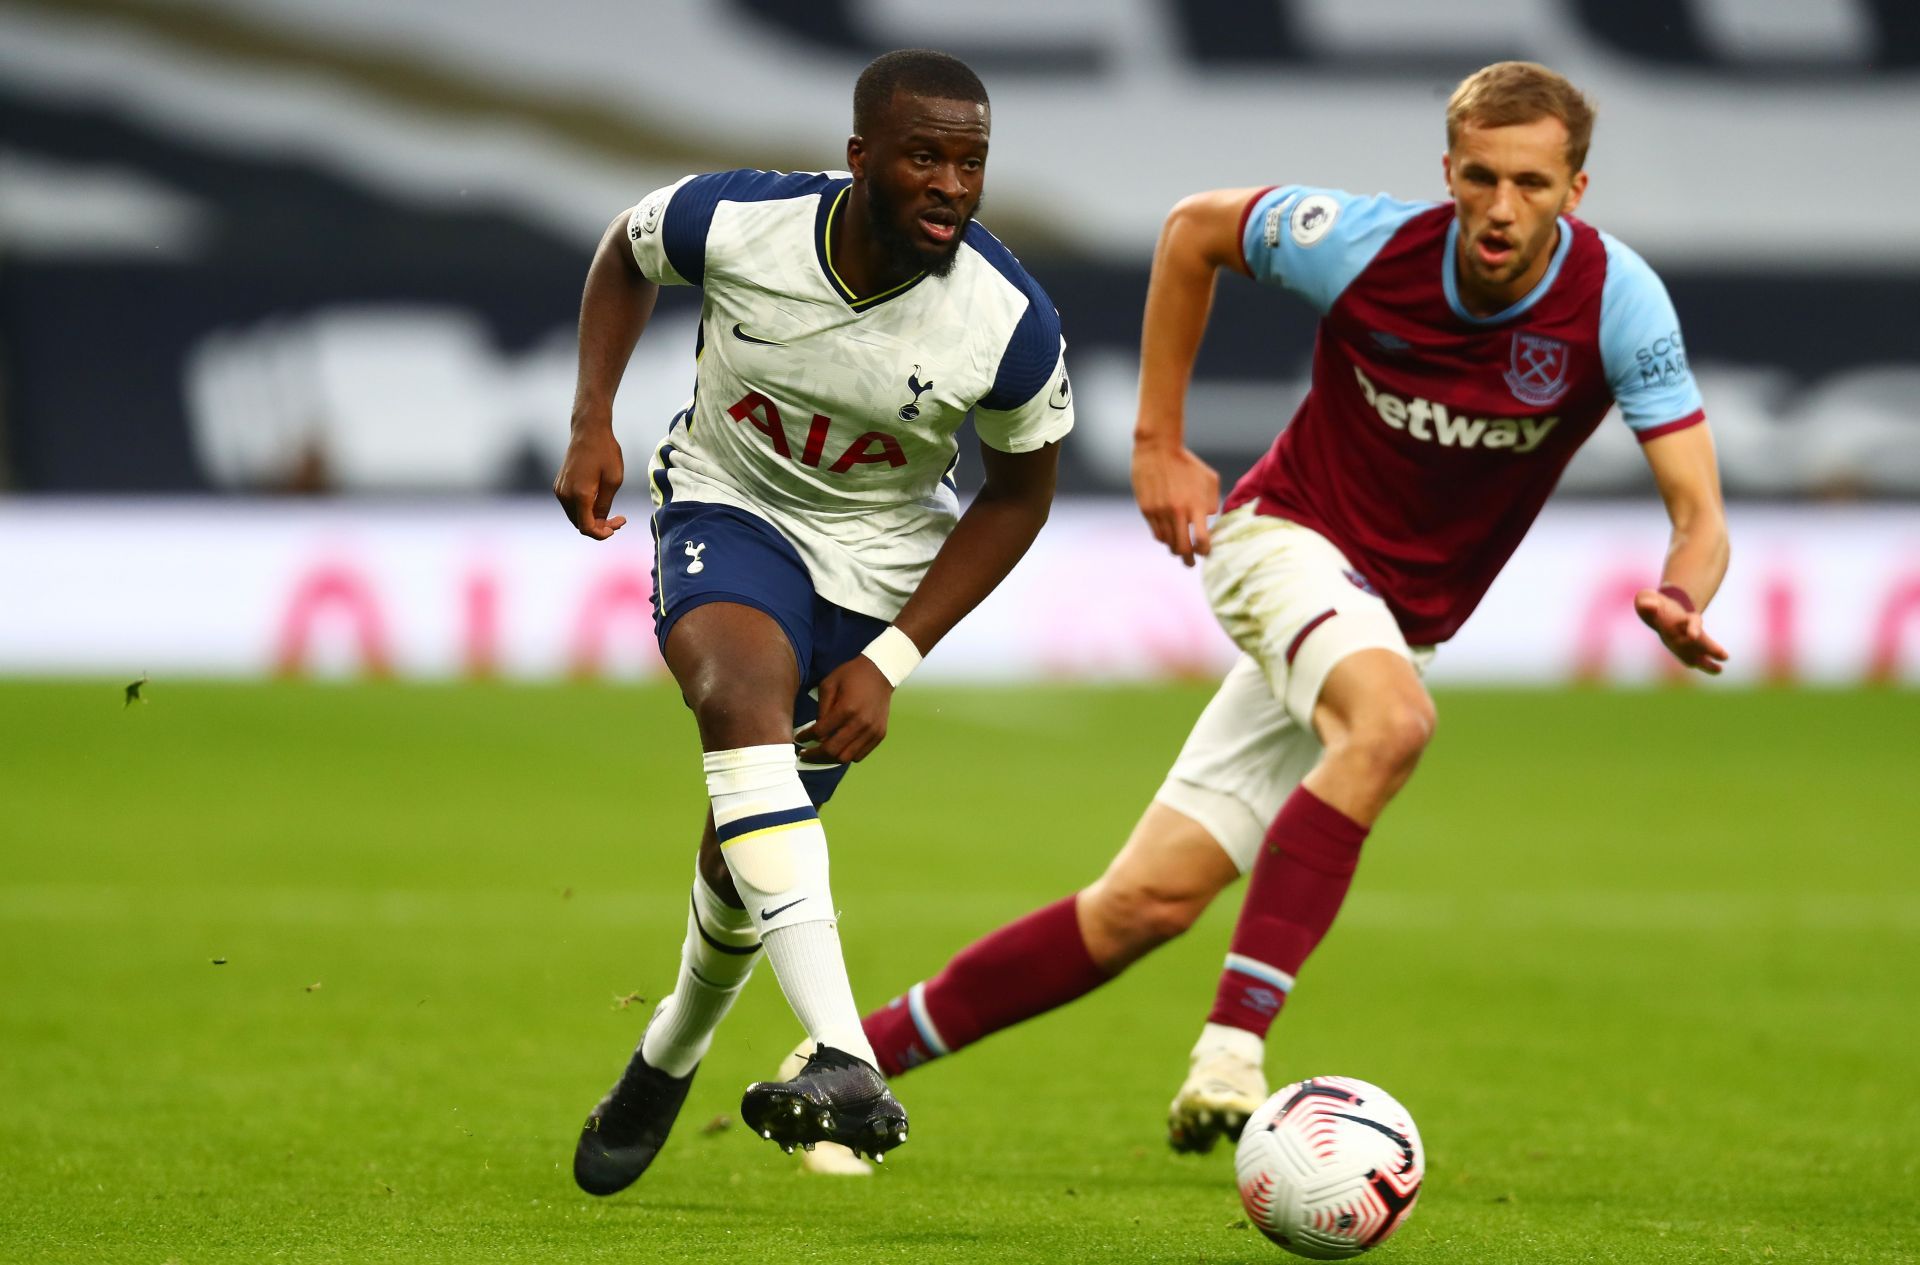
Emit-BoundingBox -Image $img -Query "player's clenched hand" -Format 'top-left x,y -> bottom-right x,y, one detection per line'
1132,441 -> 1219,567
553,426 -> 628,540
797,657 -> 893,764
1634,587 -> 1729,675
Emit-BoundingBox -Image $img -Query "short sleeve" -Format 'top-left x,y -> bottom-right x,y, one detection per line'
964,234 -> 1073,453
974,334 -> 1073,454
1239,186 -> 1431,314
627,169 -> 834,288
626,175 -> 696,286
1598,233 -> 1706,441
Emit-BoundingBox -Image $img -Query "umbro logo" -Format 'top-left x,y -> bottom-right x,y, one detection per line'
732,322 -> 785,347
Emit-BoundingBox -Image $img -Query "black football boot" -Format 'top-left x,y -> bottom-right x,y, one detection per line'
739,1044 -> 908,1162
572,1043 -> 697,1195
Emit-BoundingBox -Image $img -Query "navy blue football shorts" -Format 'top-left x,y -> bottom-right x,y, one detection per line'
652,499 -> 887,806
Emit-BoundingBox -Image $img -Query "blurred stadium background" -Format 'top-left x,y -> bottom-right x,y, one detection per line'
5,7 -> 1918,1262
2,0 -> 1917,686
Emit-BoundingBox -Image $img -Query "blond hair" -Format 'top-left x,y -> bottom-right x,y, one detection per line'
1446,62 -> 1596,173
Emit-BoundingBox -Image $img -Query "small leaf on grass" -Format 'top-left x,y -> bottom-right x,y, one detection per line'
701,1114 -> 732,1135
305,981 -> 323,992
211,957 -> 227,965
612,991 -> 645,1010
124,675 -> 149,707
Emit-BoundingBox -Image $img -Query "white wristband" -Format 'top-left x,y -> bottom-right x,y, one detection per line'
860,625 -> 922,688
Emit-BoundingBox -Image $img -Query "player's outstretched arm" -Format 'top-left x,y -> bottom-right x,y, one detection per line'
800,441 -> 1061,765
555,210 -> 661,540
1133,188 -> 1262,567
1635,424 -> 1731,674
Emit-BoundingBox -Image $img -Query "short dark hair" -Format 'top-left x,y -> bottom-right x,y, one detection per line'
853,49 -> 988,135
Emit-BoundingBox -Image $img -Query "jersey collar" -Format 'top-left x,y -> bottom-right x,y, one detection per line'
1442,216 -> 1573,326
813,181 -> 930,312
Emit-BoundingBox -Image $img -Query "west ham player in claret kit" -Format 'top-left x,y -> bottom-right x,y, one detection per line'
552,49 -> 1072,1193
791,60 -> 1730,1174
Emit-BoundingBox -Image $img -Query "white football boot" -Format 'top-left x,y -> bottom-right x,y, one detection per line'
777,1040 -> 874,1175
1167,1024 -> 1268,1154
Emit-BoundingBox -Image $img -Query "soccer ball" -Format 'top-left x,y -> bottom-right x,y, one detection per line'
1234,1076 -> 1424,1259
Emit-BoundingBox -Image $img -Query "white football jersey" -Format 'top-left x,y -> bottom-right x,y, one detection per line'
627,169 -> 1073,621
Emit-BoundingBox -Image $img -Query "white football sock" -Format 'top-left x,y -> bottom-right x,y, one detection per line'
640,864 -> 761,1078
704,744 -> 875,1070
764,913 -> 879,1074
761,919 -> 878,1070
705,745 -> 829,934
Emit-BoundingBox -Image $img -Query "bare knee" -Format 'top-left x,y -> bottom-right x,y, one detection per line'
684,677 -> 783,746
1078,803 -> 1240,971
1311,650 -> 1439,816
674,653 -> 798,751
1343,698 -> 1436,780
664,605 -> 798,749
1081,875 -> 1209,971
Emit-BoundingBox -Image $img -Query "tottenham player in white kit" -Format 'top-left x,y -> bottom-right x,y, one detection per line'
553,50 -> 1073,1194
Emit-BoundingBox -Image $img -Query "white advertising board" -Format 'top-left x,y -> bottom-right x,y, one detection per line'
1,499 -> 1915,685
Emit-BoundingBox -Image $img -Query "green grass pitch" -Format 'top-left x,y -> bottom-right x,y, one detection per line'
1,680 -> 1915,1263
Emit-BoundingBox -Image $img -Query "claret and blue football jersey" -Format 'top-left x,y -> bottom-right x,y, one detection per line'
1227,185 -> 1706,645
627,169 -> 1073,622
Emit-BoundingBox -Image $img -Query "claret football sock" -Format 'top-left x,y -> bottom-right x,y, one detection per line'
1207,786 -> 1368,1038
863,894 -> 1110,1078
640,865 -> 761,1078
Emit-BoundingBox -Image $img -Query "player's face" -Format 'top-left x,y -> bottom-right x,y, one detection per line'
1443,117 -> 1589,305
850,92 -> 989,279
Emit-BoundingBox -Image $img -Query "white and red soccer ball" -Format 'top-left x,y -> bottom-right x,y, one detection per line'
1234,1076 -> 1425,1259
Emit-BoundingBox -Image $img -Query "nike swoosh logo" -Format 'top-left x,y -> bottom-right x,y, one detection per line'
732,322 -> 785,347
760,897 -> 805,920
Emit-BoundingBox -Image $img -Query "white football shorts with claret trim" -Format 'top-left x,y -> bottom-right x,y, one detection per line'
1153,506 -> 1433,872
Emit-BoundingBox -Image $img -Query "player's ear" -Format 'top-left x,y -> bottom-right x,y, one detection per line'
1440,152 -> 1454,196
1563,169 -> 1588,216
847,135 -> 867,180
